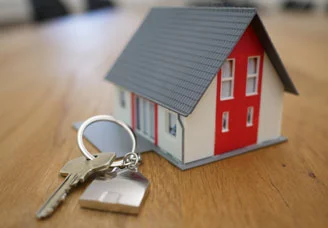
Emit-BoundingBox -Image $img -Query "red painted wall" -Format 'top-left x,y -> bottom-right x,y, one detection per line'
214,25 -> 264,155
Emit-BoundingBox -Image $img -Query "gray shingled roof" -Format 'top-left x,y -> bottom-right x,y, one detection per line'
105,7 -> 298,117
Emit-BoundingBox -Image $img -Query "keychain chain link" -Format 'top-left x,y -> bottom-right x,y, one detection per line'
123,152 -> 141,170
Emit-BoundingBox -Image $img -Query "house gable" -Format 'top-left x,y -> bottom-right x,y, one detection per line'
106,7 -> 298,117
215,24 -> 264,154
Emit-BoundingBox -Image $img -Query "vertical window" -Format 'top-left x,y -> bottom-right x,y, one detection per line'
119,89 -> 126,108
149,103 -> 155,139
134,96 -> 156,141
142,99 -> 148,134
135,97 -> 140,130
221,59 -> 235,100
167,112 -> 177,137
246,57 -> 260,95
222,112 -> 229,132
247,107 -> 254,127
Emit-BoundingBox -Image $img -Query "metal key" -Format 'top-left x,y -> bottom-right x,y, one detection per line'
36,152 -> 116,219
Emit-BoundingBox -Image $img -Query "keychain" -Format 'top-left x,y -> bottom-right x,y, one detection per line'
77,115 -> 150,214
36,115 -> 148,219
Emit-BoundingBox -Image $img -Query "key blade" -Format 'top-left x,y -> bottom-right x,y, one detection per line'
36,153 -> 116,219
36,174 -> 77,219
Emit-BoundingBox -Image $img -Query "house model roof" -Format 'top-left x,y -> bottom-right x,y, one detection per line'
106,7 -> 298,117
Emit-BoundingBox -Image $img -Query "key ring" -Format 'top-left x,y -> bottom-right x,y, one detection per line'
77,115 -> 139,168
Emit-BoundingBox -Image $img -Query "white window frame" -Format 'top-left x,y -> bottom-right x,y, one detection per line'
119,89 -> 126,108
149,102 -> 155,139
166,111 -> 177,137
134,96 -> 155,142
220,59 -> 235,100
135,96 -> 141,131
222,111 -> 229,133
246,106 -> 254,127
246,56 -> 260,96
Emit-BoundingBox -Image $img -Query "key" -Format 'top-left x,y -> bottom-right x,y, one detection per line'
36,152 -> 116,219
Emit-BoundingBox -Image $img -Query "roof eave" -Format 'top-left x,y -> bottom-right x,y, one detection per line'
251,14 -> 299,95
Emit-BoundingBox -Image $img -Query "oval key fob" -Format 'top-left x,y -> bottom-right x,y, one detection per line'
79,168 -> 149,214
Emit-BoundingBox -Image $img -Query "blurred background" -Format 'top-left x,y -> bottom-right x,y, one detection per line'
0,0 -> 327,26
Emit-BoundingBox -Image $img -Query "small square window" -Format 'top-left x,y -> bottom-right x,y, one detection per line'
247,107 -> 254,127
222,112 -> 229,132
119,89 -> 126,108
167,112 -> 176,137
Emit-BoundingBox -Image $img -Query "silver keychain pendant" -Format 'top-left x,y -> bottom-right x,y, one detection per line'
80,168 -> 149,214
77,115 -> 149,214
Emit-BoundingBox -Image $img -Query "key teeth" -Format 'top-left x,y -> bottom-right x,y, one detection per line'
61,192 -> 67,201
36,156 -> 114,220
36,207 -> 54,219
36,192 -> 68,219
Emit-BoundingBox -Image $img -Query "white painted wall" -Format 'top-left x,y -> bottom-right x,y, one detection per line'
183,77 -> 217,163
113,86 -> 132,126
257,54 -> 284,143
157,106 -> 183,161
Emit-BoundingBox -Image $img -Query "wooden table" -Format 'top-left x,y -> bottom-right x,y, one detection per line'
0,8 -> 327,228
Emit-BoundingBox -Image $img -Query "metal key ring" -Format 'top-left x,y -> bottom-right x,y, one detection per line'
77,115 -> 137,163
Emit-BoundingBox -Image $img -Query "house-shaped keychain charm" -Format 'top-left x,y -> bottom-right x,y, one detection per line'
82,7 -> 298,170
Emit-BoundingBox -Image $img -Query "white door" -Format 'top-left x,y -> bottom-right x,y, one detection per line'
135,96 -> 155,142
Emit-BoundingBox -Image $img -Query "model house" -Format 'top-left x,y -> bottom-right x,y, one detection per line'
105,7 -> 298,169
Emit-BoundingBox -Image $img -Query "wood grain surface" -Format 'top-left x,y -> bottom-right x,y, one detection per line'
0,8 -> 327,228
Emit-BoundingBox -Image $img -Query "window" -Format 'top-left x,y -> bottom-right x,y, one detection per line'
246,57 -> 260,95
142,99 -> 148,134
222,112 -> 229,132
221,59 -> 235,100
167,112 -> 177,137
247,107 -> 254,127
149,103 -> 155,139
119,89 -> 126,108
135,97 -> 141,130
135,96 -> 155,141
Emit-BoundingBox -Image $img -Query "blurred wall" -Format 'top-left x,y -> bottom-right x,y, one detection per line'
0,0 -> 32,24
0,0 -> 327,25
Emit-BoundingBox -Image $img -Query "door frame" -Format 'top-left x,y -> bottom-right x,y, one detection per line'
131,93 -> 158,145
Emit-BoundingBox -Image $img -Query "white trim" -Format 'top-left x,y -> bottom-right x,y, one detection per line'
246,106 -> 254,127
222,111 -> 229,133
246,56 -> 260,96
220,58 -> 235,100
220,96 -> 234,101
